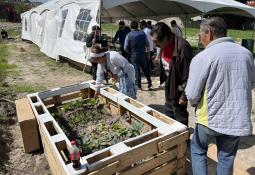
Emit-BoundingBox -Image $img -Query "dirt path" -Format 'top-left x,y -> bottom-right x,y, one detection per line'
0,22 -> 254,175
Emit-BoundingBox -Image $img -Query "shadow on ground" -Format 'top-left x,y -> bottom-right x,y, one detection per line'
0,116 -> 15,173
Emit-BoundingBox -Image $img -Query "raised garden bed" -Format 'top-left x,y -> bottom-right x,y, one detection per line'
50,98 -> 147,156
26,81 -> 189,175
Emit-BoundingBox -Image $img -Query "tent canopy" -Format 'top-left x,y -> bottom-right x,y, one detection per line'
102,0 -> 255,21
21,0 -> 255,67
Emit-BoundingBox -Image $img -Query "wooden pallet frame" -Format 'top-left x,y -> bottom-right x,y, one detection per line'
26,81 -> 189,175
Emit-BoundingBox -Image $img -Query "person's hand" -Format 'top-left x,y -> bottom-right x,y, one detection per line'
179,97 -> 187,105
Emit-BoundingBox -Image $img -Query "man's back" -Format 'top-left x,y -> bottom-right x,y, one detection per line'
125,30 -> 147,62
187,38 -> 254,136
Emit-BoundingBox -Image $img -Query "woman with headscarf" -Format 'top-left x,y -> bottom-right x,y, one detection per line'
90,45 -> 137,99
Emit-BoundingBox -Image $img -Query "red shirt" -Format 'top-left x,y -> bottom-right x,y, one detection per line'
161,41 -> 175,64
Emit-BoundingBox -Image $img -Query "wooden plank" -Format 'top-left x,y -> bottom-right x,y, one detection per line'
88,161 -> 119,175
147,110 -> 175,125
53,95 -> 62,106
15,98 -> 41,153
125,130 -> 158,147
125,98 -> 144,108
80,88 -> 89,99
117,98 -> 167,128
177,166 -> 186,175
108,101 -> 119,116
62,92 -> 81,101
177,155 -> 186,169
121,148 -> 178,175
43,98 -> 54,106
103,87 -> 119,94
149,160 -> 177,175
158,131 -> 189,152
177,142 -> 187,159
85,130 -> 184,173
118,104 -> 126,116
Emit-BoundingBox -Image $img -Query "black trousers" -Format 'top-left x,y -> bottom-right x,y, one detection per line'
149,51 -> 155,70
165,98 -> 189,126
91,62 -> 97,80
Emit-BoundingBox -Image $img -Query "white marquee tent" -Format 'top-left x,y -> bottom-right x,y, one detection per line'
21,0 -> 255,66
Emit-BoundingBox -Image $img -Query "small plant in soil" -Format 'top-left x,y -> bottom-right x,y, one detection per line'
50,98 -> 145,156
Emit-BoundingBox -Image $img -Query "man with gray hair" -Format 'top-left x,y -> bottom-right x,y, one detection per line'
185,17 -> 255,175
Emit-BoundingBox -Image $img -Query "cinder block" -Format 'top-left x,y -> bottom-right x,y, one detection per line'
15,98 -> 41,153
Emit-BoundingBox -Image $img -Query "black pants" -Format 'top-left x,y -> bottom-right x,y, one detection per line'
132,60 -> 152,88
149,51 -> 155,70
165,98 -> 189,126
91,62 -> 97,80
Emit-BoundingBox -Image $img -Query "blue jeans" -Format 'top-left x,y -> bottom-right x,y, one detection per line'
191,124 -> 240,175
132,60 -> 152,88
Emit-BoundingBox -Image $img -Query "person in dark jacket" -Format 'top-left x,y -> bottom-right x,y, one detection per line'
86,25 -> 107,80
112,21 -> 131,59
150,22 -> 192,126
1,28 -> 8,39
124,20 -> 152,90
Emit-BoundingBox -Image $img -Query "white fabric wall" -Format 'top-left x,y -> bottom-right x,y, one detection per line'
22,0 -> 100,65
40,10 -> 59,59
21,12 -> 32,41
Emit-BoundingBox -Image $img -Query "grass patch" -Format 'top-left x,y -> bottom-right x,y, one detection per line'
6,28 -> 21,38
10,83 -> 46,93
101,23 -> 118,36
0,44 -> 19,82
0,44 -> 11,82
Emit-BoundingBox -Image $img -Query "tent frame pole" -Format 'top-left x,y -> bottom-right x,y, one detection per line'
99,0 -> 102,34
184,14 -> 187,39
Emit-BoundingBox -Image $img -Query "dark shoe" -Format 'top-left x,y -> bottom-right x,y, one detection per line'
147,85 -> 153,90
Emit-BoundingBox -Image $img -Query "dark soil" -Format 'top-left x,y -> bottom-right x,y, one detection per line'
0,91 -> 17,173
0,88 -> 50,175
50,98 -> 145,156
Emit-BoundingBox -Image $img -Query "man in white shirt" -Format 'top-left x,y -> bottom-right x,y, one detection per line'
140,20 -> 155,71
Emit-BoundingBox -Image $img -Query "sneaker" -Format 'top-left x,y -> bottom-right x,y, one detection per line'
158,82 -> 165,88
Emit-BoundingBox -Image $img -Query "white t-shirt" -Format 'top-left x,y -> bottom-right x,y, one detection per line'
96,51 -> 135,86
172,25 -> 183,37
143,27 -> 154,51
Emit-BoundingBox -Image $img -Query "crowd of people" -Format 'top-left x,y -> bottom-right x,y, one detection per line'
86,17 -> 254,175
